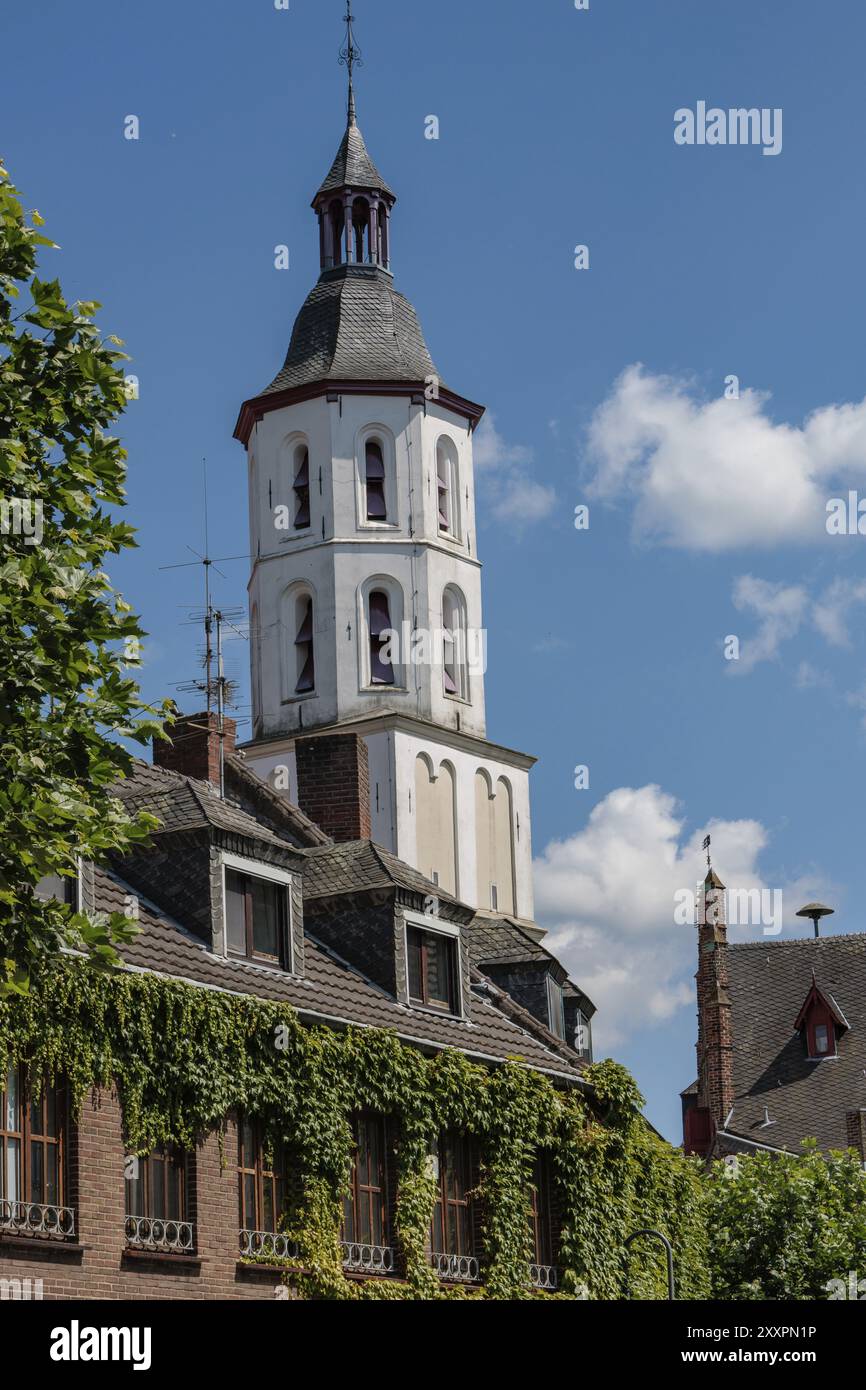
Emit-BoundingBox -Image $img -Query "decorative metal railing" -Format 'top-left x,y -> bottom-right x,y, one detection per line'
341,1241 -> 396,1275
240,1229 -> 301,1263
431,1251 -> 480,1283
529,1263 -> 559,1291
0,1199 -> 75,1240
124,1215 -> 194,1254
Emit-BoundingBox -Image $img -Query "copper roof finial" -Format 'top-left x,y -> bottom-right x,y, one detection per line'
339,4 -> 363,124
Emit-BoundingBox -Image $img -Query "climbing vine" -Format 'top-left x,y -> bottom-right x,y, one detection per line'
0,959 -> 709,1300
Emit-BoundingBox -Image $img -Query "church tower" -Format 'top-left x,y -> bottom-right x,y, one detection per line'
234,12 -> 538,929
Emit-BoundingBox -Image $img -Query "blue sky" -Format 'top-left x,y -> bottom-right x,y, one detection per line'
4,0 -> 866,1140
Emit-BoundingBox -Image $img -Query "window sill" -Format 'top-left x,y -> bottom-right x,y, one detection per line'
123,1247 -> 202,1271
406,1000 -> 464,1023
281,693 -> 317,707
0,1233 -> 85,1261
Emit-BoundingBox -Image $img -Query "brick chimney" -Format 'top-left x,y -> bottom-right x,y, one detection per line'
153,711 -> 237,788
295,734 -> 371,842
695,868 -> 735,1140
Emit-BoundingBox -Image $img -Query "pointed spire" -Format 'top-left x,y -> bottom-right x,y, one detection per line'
340,4 -> 362,126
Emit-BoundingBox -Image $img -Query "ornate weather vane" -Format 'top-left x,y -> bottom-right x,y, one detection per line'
703,834 -> 712,872
339,4 -> 363,121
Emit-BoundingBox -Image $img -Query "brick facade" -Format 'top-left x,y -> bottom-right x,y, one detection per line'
295,734 -> 371,843
0,1088 -> 284,1301
694,880 -> 735,1143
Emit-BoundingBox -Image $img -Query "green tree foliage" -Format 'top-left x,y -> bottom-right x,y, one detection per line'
707,1141 -> 866,1299
0,162 -> 167,992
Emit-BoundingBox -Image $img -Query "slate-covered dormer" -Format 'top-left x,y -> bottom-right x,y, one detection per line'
302,840 -> 474,1019
469,917 -> 595,1059
110,755 -> 308,978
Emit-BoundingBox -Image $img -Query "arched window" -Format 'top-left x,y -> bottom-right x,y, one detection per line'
353,198 -> 370,264
442,587 -> 468,700
369,590 -> 395,686
436,438 -> 459,537
293,446 -> 310,530
294,593 -> 315,694
365,440 -> 387,521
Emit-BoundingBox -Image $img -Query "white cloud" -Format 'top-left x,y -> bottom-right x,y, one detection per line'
474,413 -> 555,530
533,785 -> 823,1052
585,364 -> 866,551
729,576 -> 808,674
727,574 -> 866,673
811,577 -> 866,648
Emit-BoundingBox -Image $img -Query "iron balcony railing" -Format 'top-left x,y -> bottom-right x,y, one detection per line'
0,1199 -> 75,1240
431,1251 -> 480,1283
124,1215 -> 195,1255
240,1229 -> 301,1263
341,1241 -> 396,1275
529,1263 -> 559,1291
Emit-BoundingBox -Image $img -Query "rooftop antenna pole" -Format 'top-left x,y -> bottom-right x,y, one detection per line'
215,607 -> 226,798
202,459 -> 214,717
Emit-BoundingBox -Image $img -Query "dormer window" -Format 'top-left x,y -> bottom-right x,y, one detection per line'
406,925 -> 458,1013
546,976 -> 565,1040
223,857 -> 293,970
794,977 -> 848,1061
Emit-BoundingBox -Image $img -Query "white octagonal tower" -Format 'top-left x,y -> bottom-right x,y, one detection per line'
235,46 -> 538,930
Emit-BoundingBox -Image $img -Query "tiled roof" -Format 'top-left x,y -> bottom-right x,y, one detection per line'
723,933 -> 866,1152
93,868 -> 582,1082
302,839 -> 465,912
260,265 -> 439,397
315,118 -> 395,200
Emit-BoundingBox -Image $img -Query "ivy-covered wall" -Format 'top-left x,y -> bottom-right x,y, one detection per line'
0,960 -> 710,1300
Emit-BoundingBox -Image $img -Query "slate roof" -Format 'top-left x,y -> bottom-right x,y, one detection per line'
315,118 -> 395,200
92,867 -> 582,1081
302,839 -> 465,913
260,265 -> 439,397
111,760 -> 295,854
721,933 -> 866,1152
469,916 -> 596,1013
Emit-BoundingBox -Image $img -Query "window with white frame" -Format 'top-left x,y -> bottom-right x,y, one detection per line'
223,856 -> 293,970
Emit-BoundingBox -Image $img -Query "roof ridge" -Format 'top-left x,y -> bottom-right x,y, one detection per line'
730,932 -> 866,950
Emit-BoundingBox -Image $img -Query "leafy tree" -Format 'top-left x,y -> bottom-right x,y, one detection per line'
0,160 -> 168,994
707,1141 -> 866,1299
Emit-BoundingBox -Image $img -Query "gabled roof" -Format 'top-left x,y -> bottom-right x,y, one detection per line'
720,934 -> 866,1152
793,974 -> 851,1033
92,867 -> 583,1083
315,118 -> 395,201
111,759 -> 294,854
469,916 -> 596,1015
302,838 -> 467,915
258,265 -> 440,398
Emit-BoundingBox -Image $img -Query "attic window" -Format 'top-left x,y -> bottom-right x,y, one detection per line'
407,926 -> 458,1013
224,866 -> 291,970
794,979 -> 846,1061
546,976 -> 565,1041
